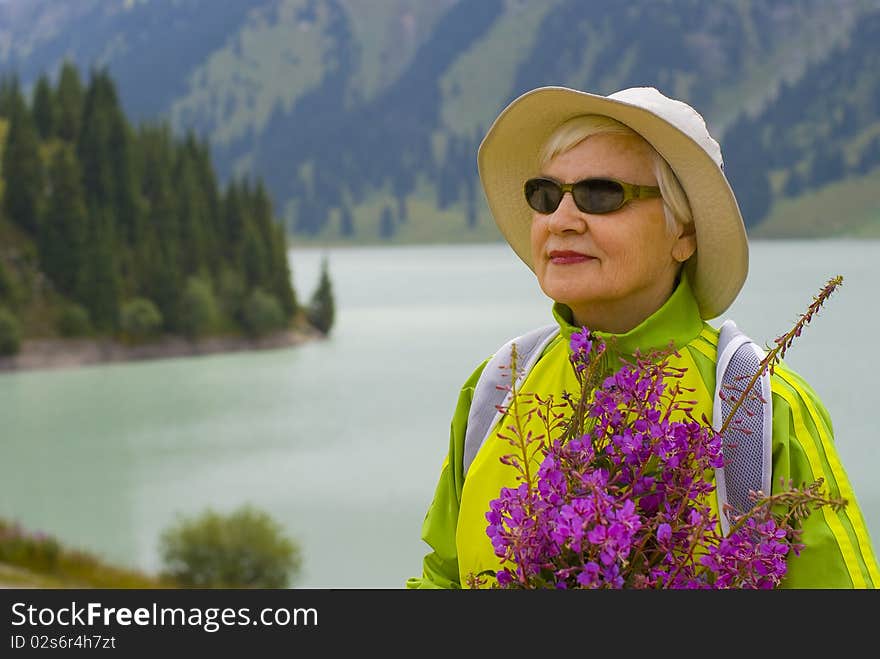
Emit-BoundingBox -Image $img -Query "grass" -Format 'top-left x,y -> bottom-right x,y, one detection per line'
0,562 -> 70,588
0,517 -> 175,589
751,166 -> 880,239
438,0 -> 556,138
169,6 -> 327,149
341,0 -> 452,103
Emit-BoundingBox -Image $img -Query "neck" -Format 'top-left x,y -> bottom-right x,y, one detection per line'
569,279 -> 677,334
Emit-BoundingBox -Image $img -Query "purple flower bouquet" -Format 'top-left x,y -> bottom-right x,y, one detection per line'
473,278 -> 846,590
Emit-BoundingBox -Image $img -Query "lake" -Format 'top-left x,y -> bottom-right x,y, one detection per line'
1,239 -> 878,587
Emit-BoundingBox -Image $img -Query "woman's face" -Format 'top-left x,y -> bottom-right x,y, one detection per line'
530,132 -> 695,334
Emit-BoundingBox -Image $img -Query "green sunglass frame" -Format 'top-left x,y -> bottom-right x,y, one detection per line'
524,177 -> 662,215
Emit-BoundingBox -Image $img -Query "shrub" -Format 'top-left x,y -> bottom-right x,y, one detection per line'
56,303 -> 92,337
0,306 -> 21,356
0,519 -> 61,572
179,276 -> 220,339
0,517 -> 171,588
217,267 -> 246,327
119,297 -> 163,341
158,505 -> 302,588
242,288 -> 286,338
0,260 -> 22,307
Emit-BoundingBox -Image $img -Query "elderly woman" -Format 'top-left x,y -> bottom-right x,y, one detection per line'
407,86 -> 879,589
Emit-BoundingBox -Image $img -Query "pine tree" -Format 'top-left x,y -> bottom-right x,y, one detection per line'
77,69 -> 141,244
137,123 -> 178,239
243,179 -> 296,318
242,219 -> 269,291
0,306 -> 21,356
31,74 -> 55,140
0,260 -> 21,309
39,145 -> 88,297
138,232 -> 183,332
135,121 -> 183,327
221,181 -> 245,262
183,132 -> 222,274
2,88 -> 44,235
379,205 -> 395,239
55,60 -> 84,143
76,207 -> 120,331
173,147 -> 210,276
464,175 -> 478,228
396,194 -> 408,223
78,70 -> 116,212
251,180 -> 276,259
270,223 -> 297,319
307,256 -> 335,335
0,73 -> 21,118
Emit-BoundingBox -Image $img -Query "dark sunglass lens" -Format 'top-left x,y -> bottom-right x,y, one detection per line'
574,179 -> 625,213
525,179 -> 562,213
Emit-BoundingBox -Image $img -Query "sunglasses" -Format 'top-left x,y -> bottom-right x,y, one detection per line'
524,177 -> 662,215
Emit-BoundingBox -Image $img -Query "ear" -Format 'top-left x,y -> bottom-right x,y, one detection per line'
672,222 -> 697,263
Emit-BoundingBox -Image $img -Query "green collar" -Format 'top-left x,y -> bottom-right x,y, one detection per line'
551,272 -> 704,357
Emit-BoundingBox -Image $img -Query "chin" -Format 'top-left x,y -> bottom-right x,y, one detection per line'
549,290 -> 601,310
540,276 -> 595,302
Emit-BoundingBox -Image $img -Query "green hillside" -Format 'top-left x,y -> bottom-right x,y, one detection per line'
752,166 -> 880,239
1,0 -> 879,243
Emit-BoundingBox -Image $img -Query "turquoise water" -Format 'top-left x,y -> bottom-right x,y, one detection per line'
1,239 -> 878,587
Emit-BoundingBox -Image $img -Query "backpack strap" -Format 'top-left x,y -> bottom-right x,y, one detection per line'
462,324 -> 559,477
713,319 -> 773,535
462,319 -> 773,539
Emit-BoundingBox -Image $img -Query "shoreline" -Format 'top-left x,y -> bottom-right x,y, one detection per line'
0,327 -> 323,374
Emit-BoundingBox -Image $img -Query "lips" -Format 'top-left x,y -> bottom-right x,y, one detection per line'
548,250 -> 594,265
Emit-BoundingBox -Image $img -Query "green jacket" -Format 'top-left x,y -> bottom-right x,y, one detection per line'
407,276 -> 880,589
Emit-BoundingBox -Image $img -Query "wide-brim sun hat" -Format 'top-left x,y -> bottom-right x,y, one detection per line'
477,85 -> 749,320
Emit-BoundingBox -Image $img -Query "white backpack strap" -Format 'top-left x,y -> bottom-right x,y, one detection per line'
462,324 -> 560,478
713,319 -> 773,535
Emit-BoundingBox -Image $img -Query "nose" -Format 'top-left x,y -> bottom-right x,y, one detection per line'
546,191 -> 588,234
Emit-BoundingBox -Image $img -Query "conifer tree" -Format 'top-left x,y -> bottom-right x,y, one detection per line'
270,223 -> 297,319
0,260 -> 21,309
55,60 -> 84,143
139,232 -> 183,332
464,175 -> 477,228
183,132 -> 222,273
77,69 -> 141,244
307,256 -> 335,335
135,122 -> 183,325
174,147 -> 210,276
0,73 -> 21,118
137,122 -> 178,242
78,70 -> 116,211
31,73 -> 55,140
222,181 -> 245,262
379,205 -> 395,239
39,145 -> 87,297
76,207 -> 120,331
2,88 -> 44,235
251,180 -> 276,253
0,306 -> 21,356
242,218 -> 269,291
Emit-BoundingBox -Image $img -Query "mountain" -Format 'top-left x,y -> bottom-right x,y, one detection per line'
1,0 -> 878,243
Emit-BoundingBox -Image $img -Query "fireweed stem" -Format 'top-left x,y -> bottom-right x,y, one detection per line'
506,343 -> 536,493
717,275 -> 843,437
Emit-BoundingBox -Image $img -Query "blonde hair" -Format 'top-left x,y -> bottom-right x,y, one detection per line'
539,115 -> 694,236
